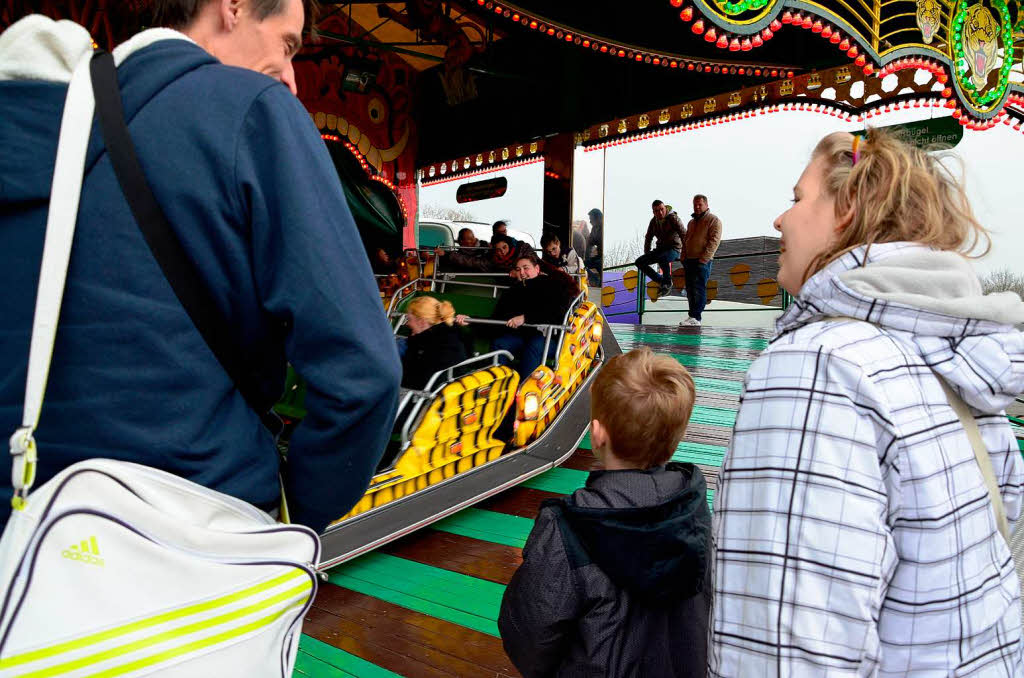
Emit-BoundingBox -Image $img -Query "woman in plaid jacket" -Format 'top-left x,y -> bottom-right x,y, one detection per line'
710,130 -> 1024,676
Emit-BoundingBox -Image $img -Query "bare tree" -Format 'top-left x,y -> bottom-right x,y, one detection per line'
980,268 -> 1024,298
603,227 -> 647,268
419,204 -> 479,222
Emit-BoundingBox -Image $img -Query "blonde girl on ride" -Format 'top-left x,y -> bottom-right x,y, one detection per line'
710,130 -> 1024,676
400,296 -> 469,390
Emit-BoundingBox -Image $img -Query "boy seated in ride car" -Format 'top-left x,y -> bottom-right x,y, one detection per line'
498,348 -> 711,678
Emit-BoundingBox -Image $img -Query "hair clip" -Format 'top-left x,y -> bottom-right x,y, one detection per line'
851,134 -> 862,166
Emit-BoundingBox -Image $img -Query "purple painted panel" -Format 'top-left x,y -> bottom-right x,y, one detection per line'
599,269 -> 640,324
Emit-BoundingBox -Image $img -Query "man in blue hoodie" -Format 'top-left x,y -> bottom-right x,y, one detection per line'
0,0 -> 401,533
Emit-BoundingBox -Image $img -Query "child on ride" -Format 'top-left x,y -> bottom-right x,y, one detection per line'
498,348 -> 711,678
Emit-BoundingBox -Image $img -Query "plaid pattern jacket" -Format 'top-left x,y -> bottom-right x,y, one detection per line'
710,243 -> 1024,676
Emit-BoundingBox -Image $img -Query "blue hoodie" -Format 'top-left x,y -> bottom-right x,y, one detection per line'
0,36 -> 401,533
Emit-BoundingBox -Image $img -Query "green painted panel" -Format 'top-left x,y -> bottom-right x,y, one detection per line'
297,636 -> 397,678
431,508 -> 533,548
612,331 -> 769,352
328,553 -> 504,636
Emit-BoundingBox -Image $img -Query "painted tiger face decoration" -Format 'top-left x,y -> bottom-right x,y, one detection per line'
962,4 -> 1000,90
915,0 -> 942,43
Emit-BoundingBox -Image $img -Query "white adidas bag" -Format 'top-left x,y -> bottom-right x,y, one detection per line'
0,46 -> 319,677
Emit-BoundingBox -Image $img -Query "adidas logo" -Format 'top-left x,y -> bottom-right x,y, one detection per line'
61,536 -> 105,567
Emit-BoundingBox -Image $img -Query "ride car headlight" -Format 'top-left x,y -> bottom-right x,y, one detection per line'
523,393 -> 539,420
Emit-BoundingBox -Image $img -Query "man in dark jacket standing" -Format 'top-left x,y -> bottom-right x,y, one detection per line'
635,199 -> 686,297
492,252 -> 575,379
679,194 -> 723,327
0,0 -> 400,534
499,348 -> 711,677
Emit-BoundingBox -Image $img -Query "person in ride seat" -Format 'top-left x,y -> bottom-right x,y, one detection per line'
457,227 -> 487,249
399,296 -> 469,390
499,347 -> 711,677
491,252 -> 575,379
541,232 -> 581,275
435,234 -> 529,273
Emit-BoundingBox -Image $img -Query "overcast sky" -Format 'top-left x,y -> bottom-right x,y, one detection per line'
421,107 -> 1022,276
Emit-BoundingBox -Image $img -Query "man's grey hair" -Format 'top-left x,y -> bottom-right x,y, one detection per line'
153,0 -> 317,30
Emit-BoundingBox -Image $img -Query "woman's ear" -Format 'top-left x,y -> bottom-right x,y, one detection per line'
836,203 -> 855,233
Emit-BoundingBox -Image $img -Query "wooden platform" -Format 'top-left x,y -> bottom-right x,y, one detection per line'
292,324 -> 773,678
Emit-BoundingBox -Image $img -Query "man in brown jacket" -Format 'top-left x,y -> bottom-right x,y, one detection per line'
634,200 -> 686,297
679,194 -> 722,327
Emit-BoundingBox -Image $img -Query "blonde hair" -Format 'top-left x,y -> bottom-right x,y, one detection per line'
804,128 -> 990,281
407,296 -> 457,326
591,348 -> 695,468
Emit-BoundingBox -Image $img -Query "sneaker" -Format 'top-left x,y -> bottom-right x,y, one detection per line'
678,317 -> 701,327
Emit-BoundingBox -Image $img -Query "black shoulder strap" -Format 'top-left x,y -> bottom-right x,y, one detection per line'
88,50 -> 276,422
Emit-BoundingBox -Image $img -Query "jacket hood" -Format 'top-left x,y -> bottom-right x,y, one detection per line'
550,463 -> 710,603
0,15 -> 209,206
779,241 -> 1024,413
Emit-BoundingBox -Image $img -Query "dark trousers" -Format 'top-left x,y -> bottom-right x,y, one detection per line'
634,248 -> 680,285
493,330 -> 553,379
684,258 -> 713,320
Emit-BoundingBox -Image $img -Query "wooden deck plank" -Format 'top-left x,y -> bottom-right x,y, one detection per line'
384,530 -> 523,584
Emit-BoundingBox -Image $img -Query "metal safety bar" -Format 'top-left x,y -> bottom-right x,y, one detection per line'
398,350 -> 516,450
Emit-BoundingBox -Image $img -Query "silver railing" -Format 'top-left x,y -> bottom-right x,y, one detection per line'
396,350 -> 515,454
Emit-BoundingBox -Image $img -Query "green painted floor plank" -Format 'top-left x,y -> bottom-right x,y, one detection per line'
328,573 -> 501,636
431,508 -> 533,548
613,331 -> 770,351
674,441 -> 727,467
691,405 -> 737,428
328,553 -> 505,635
522,466 -> 589,494
663,352 -> 752,372
294,650 -> 355,677
693,376 -> 744,395
297,636 -> 397,678
340,554 -> 504,608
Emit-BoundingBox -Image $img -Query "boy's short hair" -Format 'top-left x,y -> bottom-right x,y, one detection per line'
540,232 -> 560,248
515,251 -> 541,268
591,347 -> 695,467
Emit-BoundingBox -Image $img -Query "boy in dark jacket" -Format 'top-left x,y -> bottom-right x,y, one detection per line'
499,347 -> 711,678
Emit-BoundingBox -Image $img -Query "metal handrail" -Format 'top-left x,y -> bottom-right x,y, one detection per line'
601,246 -> 781,272
385,278 -> 422,317
447,317 -> 569,330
